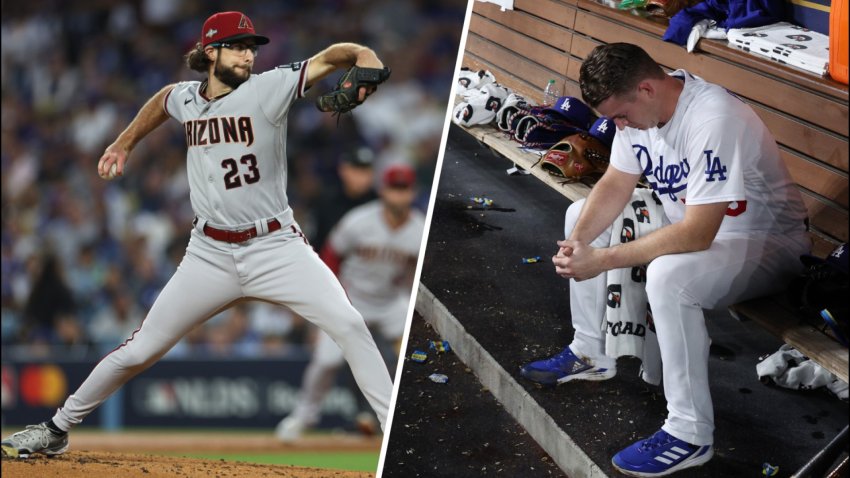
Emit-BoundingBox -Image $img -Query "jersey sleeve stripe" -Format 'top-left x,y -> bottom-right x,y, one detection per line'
297,60 -> 309,99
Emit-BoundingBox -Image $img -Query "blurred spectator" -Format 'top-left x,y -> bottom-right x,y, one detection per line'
20,254 -> 79,345
1,0 -> 465,359
204,305 -> 262,357
87,289 -> 143,351
307,147 -> 378,250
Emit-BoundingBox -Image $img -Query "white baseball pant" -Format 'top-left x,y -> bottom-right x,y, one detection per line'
564,198 -> 809,446
51,225 -> 393,431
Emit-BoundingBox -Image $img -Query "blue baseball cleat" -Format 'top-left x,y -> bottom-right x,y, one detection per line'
519,346 -> 615,386
612,429 -> 714,477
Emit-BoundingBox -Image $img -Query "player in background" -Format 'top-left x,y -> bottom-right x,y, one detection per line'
519,43 -> 809,476
309,147 -> 378,251
1,11 -> 393,459
276,163 -> 424,442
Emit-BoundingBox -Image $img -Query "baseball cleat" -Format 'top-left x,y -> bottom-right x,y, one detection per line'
612,429 -> 714,477
275,416 -> 307,443
354,411 -> 379,436
519,346 -> 615,386
1,422 -> 69,459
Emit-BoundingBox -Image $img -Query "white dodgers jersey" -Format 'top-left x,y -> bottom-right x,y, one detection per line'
164,61 -> 310,228
609,70 -> 808,236
329,201 -> 425,302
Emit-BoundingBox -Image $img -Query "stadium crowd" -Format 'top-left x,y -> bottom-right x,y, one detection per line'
1,0 -> 462,359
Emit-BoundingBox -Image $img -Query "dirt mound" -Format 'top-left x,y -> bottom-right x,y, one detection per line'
2,450 -> 372,477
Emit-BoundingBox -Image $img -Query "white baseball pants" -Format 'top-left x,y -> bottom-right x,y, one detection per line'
564,198 -> 809,446
52,225 -> 392,431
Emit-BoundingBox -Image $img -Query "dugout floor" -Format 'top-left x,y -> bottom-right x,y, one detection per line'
397,125 -> 849,477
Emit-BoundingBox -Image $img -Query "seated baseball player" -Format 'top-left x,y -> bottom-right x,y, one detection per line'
519,43 -> 809,477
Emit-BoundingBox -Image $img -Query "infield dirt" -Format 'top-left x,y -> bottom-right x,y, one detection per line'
1,431 -> 380,477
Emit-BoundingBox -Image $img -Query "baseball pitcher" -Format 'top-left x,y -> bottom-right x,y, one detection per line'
2,11 -> 394,459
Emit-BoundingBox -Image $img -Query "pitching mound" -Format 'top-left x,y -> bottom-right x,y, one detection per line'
2,450 -> 372,477
1,431 -> 380,477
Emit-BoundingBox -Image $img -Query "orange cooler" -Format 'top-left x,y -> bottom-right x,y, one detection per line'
830,0 -> 849,84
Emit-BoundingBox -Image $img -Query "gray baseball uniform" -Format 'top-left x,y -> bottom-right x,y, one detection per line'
49,61 -> 393,432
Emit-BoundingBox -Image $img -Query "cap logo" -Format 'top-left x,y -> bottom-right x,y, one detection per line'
560,99 -> 571,112
596,120 -> 609,134
205,28 -> 218,38
238,14 -> 251,29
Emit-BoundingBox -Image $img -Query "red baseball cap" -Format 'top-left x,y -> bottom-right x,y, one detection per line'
382,164 -> 416,188
201,11 -> 270,48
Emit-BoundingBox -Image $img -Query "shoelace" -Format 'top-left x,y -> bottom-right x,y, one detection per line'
542,349 -> 578,367
640,430 -> 674,452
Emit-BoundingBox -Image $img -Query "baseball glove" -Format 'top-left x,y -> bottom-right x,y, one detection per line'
316,66 -> 391,114
539,132 -> 611,179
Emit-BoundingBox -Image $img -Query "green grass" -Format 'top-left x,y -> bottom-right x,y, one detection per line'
170,451 -> 379,472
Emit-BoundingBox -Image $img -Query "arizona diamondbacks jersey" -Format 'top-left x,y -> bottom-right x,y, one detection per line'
329,200 -> 425,302
609,70 -> 808,236
163,60 -> 309,228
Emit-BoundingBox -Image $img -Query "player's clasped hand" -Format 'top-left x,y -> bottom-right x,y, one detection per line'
553,240 -> 603,281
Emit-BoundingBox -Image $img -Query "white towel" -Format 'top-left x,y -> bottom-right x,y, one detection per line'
757,344 -> 849,400
605,188 -> 666,385
727,22 -> 829,76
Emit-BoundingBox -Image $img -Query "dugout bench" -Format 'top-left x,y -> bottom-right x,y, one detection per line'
455,0 -> 849,476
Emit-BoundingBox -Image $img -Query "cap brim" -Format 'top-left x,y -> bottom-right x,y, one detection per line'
800,253 -> 847,275
800,254 -> 826,267
540,108 -> 583,126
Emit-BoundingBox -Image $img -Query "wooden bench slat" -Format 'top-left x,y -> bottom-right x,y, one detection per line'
473,2 -> 573,51
469,15 -> 572,75
463,55 -> 540,101
464,39 -> 564,103
466,35 -> 569,102
730,298 -> 849,383
810,230 -> 843,256
513,0 -> 578,28
576,0 -> 850,100
782,151 -> 850,209
801,190 -> 850,243
752,104 -> 849,173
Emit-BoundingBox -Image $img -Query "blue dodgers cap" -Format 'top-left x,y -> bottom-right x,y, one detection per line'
589,117 -> 615,148
542,96 -> 594,130
801,243 -> 848,275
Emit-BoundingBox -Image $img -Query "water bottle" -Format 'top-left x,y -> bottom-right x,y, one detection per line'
542,79 -> 560,106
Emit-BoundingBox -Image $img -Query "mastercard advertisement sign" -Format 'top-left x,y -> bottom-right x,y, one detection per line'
2,363 -> 69,409
19,364 -> 68,407
2,361 -> 103,426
